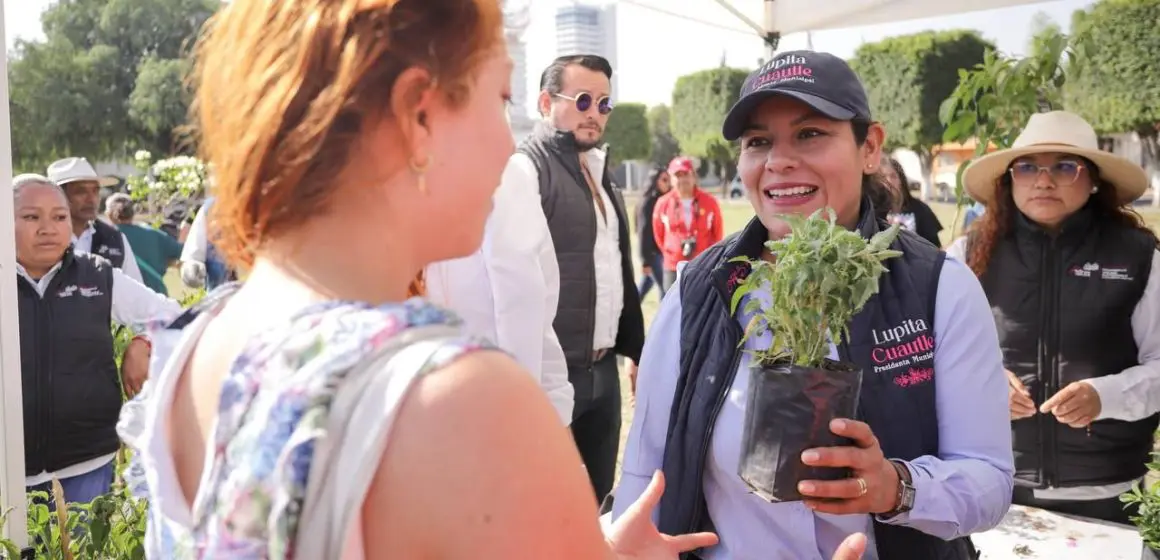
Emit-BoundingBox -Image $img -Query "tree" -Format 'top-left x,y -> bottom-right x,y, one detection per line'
8,0 -> 219,172
1027,11 -> 1066,63
647,104 -> 681,167
849,30 -> 994,199
602,102 -> 651,166
939,12 -> 1085,231
671,66 -> 750,181
129,57 -> 195,152
941,16 -> 1085,173
1065,0 -> 1160,205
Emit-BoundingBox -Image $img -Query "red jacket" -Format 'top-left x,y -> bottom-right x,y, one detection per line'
651,189 -> 724,271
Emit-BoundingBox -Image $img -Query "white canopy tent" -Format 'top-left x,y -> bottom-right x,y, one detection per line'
0,0 -> 1052,550
714,0 -> 1049,52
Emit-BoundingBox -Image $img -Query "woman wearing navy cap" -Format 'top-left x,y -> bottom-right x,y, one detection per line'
614,51 -> 1013,559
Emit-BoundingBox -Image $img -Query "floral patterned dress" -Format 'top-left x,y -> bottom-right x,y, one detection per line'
117,285 -> 493,558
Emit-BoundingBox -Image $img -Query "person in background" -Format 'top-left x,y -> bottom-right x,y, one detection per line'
651,156 -> 724,291
616,50 -> 1012,560
949,110 -> 1160,525
517,54 -> 646,503
15,175 -> 180,505
962,201 -> 985,231
105,193 -> 185,296
180,197 -> 236,290
635,166 -> 669,301
47,157 -> 144,284
881,158 -> 944,246
424,153 -> 575,425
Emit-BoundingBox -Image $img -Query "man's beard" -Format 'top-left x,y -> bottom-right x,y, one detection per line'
576,139 -> 602,151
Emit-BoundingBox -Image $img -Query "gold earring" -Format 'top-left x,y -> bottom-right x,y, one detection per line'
410,154 -> 432,193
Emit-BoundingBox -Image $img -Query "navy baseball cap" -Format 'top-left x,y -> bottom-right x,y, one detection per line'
722,50 -> 872,141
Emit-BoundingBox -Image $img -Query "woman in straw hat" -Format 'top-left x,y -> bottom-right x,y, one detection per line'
948,110 -> 1160,524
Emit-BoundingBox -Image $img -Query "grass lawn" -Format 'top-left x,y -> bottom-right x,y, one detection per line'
615,198 -> 1160,483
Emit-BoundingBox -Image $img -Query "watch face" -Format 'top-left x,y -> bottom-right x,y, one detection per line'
901,485 -> 917,510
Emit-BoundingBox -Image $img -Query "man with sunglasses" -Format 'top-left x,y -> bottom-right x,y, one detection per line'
505,53 -> 646,504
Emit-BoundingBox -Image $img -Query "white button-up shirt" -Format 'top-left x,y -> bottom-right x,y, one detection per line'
425,154 -> 574,424
74,221 -> 144,283
581,149 -> 624,351
18,259 -> 182,486
181,201 -> 209,264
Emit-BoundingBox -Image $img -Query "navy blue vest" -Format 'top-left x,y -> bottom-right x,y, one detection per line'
90,219 -> 126,269
19,251 -> 120,474
977,208 -> 1157,488
659,201 -> 977,560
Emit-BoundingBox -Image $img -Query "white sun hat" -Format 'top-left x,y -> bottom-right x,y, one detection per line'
962,111 -> 1147,206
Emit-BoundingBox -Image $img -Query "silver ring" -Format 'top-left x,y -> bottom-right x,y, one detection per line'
857,477 -> 868,497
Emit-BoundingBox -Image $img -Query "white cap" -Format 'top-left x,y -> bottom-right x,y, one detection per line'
46,157 -> 118,188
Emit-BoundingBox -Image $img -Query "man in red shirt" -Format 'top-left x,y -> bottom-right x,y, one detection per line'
651,156 -> 724,291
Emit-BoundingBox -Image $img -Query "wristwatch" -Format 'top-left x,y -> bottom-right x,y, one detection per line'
883,459 -> 916,518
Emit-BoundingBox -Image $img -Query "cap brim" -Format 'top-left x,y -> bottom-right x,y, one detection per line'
963,144 -> 1148,205
723,89 -> 856,141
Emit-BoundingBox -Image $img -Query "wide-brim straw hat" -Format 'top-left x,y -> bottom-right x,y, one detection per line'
962,111 -> 1148,206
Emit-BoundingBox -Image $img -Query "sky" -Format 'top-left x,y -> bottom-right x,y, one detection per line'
3,0 -> 1095,109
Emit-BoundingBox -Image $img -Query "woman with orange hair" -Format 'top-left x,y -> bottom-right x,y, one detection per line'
110,1 -> 737,558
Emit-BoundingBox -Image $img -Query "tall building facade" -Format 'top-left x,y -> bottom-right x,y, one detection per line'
504,0 -> 534,142
554,1 -> 619,101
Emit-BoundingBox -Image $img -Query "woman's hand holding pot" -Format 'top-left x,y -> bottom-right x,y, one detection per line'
796,419 -> 901,515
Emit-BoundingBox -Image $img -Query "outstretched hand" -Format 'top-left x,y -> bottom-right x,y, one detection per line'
607,471 -> 866,560
606,471 -> 718,559
832,533 -> 868,560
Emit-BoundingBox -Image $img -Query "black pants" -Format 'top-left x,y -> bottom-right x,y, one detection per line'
1012,486 -> 1138,525
571,351 -> 622,503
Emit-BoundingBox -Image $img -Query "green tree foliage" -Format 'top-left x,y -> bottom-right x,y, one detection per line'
602,102 -> 651,165
850,30 -> 994,193
1027,11 -> 1067,63
8,0 -> 219,172
671,66 -> 749,180
646,104 -> 681,167
941,12 -> 1087,224
129,57 -> 195,151
1065,0 -> 1160,203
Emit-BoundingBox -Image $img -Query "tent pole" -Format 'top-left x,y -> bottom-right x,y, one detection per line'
763,0 -> 780,55
0,0 -> 30,551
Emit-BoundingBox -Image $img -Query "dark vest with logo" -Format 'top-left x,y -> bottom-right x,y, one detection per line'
18,250 -> 121,475
976,208 -> 1157,488
90,219 -> 127,269
659,201 -> 978,560
517,122 -> 645,373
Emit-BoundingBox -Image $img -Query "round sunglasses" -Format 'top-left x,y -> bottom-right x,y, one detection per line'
553,92 -> 614,115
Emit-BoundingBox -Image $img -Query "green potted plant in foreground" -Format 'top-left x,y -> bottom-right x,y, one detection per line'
730,209 -> 902,502
1122,444 -> 1160,557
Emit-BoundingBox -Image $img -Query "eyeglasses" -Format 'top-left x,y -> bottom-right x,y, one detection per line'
1009,160 -> 1084,186
553,92 -> 614,115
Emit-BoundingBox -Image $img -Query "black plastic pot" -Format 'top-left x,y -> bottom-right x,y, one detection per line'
737,360 -> 863,502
